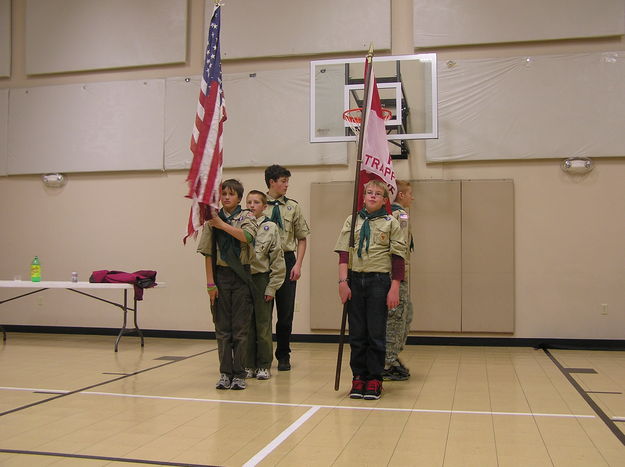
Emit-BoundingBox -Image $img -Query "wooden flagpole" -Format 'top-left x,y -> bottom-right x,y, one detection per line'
334,45 -> 375,391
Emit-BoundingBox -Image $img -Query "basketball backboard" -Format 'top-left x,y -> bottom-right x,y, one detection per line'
310,54 -> 438,144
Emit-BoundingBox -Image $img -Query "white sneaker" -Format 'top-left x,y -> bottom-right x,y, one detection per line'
256,368 -> 271,380
231,377 -> 247,390
216,374 -> 231,390
244,368 -> 256,379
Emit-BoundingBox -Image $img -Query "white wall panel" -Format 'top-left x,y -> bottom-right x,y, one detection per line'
215,0 -> 390,59
8,80 -> 165,174
414,0 -> 625,48
165,69 -> 347,170
427,52 -> 625,162
26,0 -> 187,74
0,0 -> 10,77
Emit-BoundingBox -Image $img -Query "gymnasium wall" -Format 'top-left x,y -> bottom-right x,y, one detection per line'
1,0 -> 624,340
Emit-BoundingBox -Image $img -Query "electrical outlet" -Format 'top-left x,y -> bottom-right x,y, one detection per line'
601,304 -> 608,316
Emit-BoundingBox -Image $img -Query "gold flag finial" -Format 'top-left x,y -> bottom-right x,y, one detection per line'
367,43 -> 374,61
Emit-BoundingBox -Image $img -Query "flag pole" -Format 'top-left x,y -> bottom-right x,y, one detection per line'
335,45 -> 375,391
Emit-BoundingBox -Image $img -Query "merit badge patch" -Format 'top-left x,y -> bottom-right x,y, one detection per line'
287,206 -> 292,211
378,232 -> 387,242
264,225 -> 270,231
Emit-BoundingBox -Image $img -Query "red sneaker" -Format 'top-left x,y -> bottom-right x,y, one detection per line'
349,377 -> 365,399
364,379 -> 382,400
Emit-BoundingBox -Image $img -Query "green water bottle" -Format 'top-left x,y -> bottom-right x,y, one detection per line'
30,256 -> 41,282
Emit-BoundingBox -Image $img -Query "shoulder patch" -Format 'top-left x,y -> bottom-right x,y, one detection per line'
399,212 -> 409,220
263,225 -> 270,231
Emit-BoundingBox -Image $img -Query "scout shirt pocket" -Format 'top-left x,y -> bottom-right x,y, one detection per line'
254,239 -> 271,258
282,206 -> 295,234
372,219 -> 392,247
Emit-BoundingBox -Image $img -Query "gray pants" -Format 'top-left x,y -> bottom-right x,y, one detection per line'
213,266 -> 253,378
385,280 -> 413,367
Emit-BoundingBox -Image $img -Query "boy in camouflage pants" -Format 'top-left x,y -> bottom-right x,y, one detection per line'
382,180 -> 414,381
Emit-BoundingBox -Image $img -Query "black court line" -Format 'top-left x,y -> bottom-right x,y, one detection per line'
564,368 -> 598,374
544,349 -> 625,446
0,448 -> 219,466
0,348 -> 216,417
587,391 -> 623,395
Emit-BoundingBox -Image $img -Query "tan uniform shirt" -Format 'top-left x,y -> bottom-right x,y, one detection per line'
263,195 -> 310,252
391,206 -> 412,277
197,208 -> 258,267
251,216 -> 286,297
334,213 -> 405,272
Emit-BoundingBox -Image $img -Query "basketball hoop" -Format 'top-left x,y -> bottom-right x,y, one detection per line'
342,107 -> 393,136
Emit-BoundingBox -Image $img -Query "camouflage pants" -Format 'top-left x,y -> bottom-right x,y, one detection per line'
385,280 -> 413,366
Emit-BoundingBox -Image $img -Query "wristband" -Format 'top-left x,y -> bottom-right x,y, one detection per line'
207,285 -> 217,291
338,278 -> 348,284
207,282 -> 216,287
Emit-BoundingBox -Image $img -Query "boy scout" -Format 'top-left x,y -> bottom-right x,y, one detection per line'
244,190 -> 286,380
197,179 -> 258,391
383,180 -> 415,381
263,164 -> 310,371
335,179 -> 406,400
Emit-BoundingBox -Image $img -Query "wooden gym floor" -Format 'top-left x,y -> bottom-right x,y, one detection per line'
1,333 -> 624,466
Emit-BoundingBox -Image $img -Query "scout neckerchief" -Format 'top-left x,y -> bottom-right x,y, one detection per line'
357,207 -> 388,258
267,195 -> 288,230
214,206 -> 258,297
391,203 -> 414,253
216,206 -> 243,261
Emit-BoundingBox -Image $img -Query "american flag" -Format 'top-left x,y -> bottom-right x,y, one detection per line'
184,4 -> 226,243
356,60 -> 397,212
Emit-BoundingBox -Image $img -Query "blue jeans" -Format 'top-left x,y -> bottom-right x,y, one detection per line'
347,271 -> 390,380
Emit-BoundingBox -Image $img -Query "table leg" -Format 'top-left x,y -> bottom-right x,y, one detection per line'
133,296 -> 144,347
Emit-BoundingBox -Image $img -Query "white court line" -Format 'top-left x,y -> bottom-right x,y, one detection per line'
242,405 -> 321,467
0,386 -> 596,419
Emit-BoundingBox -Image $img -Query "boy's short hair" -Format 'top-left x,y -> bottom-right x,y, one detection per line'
264,164 -> 291,188
246,189 -> 267,205
221,178 -> 244,199
396,180 -> 411,194
363,179 -> 389,199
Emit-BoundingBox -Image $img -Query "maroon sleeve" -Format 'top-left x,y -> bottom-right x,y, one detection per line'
338,251 -> 349,264
391,254 -> 405,281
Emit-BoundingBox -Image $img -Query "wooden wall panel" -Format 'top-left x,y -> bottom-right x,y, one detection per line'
309,182 -> 353,330
461,180 -> 515,332
410,180 -> 462,331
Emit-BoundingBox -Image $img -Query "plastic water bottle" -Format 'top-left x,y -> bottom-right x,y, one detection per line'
30,256 -> 41,282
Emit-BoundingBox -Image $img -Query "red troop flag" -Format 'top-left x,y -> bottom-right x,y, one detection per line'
356,60 -> 397,212
184,4 -> 226,244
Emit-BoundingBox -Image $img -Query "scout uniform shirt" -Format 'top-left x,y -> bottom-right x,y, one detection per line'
251,216 -> 286,297
334,213 -> 405,272
263,195 -> 310,253
391,204 -> 412,277
197,208 -> 258,266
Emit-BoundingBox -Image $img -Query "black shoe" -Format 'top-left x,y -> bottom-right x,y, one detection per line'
395,359 -> 410,376
349,377 -> 365,399
277,356 -> 291,371
382,366 -> 408,381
